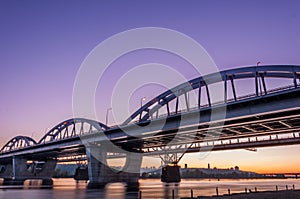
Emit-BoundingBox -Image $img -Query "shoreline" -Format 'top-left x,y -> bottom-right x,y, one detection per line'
182,189 -> 300,199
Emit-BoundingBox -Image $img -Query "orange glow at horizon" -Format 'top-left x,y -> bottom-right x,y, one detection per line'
179,145 -> 300,174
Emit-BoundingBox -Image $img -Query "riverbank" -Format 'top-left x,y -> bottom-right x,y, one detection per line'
182,189 -> 300,199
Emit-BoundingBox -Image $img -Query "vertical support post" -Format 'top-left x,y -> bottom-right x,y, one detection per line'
175,96 -> 179,114
255,72 -> 259,96
191,189 -> 193,198
184,92 -> 190,111
230,77 -> 237,101
166,101 -> 170,116
261,75 -> 267,95
198,83 -> 201,109
224,75 -> 227,103
216,187 -> 219,196
205,83 -> 211,107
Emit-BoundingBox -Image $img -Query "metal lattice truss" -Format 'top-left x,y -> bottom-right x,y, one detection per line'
123,65 -> 300,124
1,136 -> 37,152
157,144 -> 194,165
142,111 -> 300,157
38,118 -> 109,144
139,111 -> 300,148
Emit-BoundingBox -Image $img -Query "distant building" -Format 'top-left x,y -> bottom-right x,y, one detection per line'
180,165 -> 265,179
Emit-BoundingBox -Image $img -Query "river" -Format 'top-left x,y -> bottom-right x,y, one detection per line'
0,178 -> 299,199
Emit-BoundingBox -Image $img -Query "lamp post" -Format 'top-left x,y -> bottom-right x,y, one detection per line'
256,61 -> 261,66
139,97 -> 146,121
140,97 -> 146,108
105,107 -> 112,126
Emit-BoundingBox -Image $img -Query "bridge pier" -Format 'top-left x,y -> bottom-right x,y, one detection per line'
161,165 -> 181,183
159,150 -> 183,183
86,144 -> 142,190
0,156 -> 57,186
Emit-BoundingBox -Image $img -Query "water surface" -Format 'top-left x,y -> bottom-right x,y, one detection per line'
0,178 -> 299,199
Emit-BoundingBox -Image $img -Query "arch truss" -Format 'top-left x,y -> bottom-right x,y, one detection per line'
0,136 -> 37,152
124,65 -> 300,124
38,118 -> 109,144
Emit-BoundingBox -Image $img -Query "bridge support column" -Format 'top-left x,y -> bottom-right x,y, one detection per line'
161,165 -> 181,183
74,165 -> 89,181
159,150 -> 185,183
86,144 -> 142,190
0,156 -> 57,186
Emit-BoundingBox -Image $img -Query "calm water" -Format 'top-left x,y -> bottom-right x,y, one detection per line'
0,178 -> 300,199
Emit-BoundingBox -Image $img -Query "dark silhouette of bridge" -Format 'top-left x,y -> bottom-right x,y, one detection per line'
1,65 -> 300,188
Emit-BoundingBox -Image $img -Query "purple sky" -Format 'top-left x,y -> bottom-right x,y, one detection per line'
1,0 -> 300,172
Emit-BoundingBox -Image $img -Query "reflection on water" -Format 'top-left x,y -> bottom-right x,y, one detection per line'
0,178 -> 300,199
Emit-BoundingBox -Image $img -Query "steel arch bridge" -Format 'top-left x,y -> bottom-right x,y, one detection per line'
38,118 -> 109,144
0,118 -> 109,153
124,65 -> 300,124
1,65 -> 300,154
1,64 -> 300,187
1,136 -> 37,152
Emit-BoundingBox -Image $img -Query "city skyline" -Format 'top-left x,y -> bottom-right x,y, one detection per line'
1,0 -> 300,174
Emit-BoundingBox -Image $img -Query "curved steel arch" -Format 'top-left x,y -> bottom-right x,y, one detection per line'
123,65 -> 300,125
38,118 -> 109,144
1,136 -> 37,152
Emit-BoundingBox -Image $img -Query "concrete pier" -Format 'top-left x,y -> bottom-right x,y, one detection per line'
161,165 -> 181,183
0,156 -> 57,185
86,144 -> 142,189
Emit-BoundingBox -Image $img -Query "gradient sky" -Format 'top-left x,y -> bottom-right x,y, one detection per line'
1,0 -> 300,173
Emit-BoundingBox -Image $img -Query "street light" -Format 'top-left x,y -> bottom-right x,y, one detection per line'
105,107 -> 112,126
256,61 -> 261,66
140,97 -> 146,108
139,97 -> 146,121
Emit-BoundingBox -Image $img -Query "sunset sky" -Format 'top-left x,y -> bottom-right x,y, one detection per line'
1,0 -> 300,173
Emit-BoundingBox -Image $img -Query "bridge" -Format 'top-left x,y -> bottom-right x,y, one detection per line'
1,65 -> 300,188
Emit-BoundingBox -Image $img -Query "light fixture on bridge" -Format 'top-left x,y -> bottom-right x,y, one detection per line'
105,107 -> 112,126
257,61 -> 261,66
139,97 -> 147,121
140,97 -> 146,108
